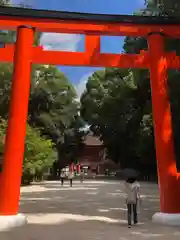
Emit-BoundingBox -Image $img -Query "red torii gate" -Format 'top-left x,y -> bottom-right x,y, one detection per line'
0,6 -> 180,228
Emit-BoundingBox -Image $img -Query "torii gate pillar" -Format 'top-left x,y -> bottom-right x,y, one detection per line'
148,33 -> 180,225
0,26 -> 34,230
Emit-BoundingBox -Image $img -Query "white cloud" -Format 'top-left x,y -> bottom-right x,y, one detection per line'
40,33 -> 81,52
76,72 -> 93,100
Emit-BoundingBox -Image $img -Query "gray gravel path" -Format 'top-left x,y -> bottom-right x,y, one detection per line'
0,180 -> 180,240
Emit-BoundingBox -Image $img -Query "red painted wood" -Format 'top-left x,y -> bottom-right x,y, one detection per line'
0,16 -> 179,37
0,27 -> 34,215
148,34 -> 180,214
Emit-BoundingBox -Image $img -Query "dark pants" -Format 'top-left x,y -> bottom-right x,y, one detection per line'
127,203 -> 137,225
69,179 -> 73,187
61,178 -> 64,186
80,176 -> 84,183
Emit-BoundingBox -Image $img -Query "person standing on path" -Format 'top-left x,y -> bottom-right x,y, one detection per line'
124,178 -> 140,228
80,169 -> 85,183
60,169 -> 66,186
68,171 -> 74,187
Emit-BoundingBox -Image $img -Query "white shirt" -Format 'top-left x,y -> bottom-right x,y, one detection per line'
60,172 -> 66,178
124,181 -> 140,203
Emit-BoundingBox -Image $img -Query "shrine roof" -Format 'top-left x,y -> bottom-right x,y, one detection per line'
0,6 -> 180,25
84,135 -> 103,146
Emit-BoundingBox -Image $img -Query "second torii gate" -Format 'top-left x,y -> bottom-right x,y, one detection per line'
0,6 -> 180,229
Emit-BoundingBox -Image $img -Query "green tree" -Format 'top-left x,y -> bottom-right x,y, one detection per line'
0,63 -> 13,118
81,1 -> 180,174
124,0 -> 180,172
0,63 -> 85,174
0,0 -> 10,6
0,118 -> 55,183
0,1 -> 84,177
23,124 -> 55,183
81,67 -> 154,169
29,65 -> 85,170
80,69 -> 156,174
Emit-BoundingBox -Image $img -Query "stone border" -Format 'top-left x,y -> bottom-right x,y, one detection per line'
152,212 -> 180,226
0,213 -> 27,231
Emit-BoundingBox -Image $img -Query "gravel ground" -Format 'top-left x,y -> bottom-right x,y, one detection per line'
0,180 -> 180,240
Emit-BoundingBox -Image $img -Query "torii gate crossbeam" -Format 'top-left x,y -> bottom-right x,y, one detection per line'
0,6 -> 180,229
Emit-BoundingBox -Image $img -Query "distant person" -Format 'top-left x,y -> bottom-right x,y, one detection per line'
60,169 -> 66,186
68,171 -> 74,187
80,169 -> 85,183
105,169 -> 109,176
124,178 -> 140,228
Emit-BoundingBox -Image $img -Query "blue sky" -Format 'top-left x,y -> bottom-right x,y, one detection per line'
12,0 -> 145,96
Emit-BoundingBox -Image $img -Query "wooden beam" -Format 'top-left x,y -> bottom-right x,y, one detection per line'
0,44 -> 149,68
0,16 -> 180,37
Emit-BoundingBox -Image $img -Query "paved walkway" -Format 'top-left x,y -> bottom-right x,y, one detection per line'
0,180 -> 180,240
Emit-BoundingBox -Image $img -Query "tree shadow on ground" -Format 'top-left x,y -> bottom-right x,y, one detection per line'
0,181 -> 180,240
19,181 -> 159,224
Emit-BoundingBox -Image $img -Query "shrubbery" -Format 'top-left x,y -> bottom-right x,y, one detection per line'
0,118 -> 55,184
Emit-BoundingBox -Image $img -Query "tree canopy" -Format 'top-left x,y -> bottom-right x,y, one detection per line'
29,65 -> 85,169
0,118 -> 55,182
80,0 -> 180,177
0,0 -> 85,180
0,63 -> 85,178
